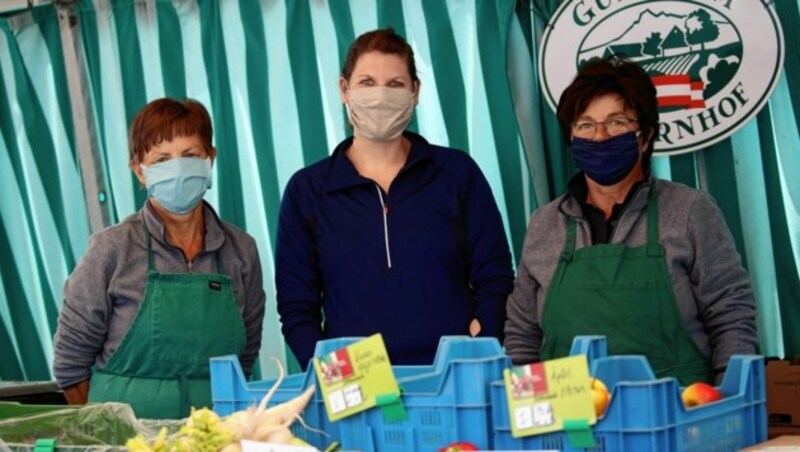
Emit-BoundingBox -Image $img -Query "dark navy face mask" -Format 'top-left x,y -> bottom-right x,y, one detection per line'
570,132 -> 641,186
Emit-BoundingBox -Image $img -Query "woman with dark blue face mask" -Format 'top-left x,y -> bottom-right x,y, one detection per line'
53,98 -> 266,419
504,56 -> 758,386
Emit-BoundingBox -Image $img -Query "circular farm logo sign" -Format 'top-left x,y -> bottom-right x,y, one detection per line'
539,0 -> 784,155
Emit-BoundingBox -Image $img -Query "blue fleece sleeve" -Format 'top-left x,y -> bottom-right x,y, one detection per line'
462,158 -> 515,340
275,174 -> 324,370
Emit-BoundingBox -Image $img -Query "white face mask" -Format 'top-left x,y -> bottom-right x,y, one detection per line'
140,157 -> 212,215
346,86 -> 414,141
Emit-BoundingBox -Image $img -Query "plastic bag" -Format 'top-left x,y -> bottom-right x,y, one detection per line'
0,403 -> 182,450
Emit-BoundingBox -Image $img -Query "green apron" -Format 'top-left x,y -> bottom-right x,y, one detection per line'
540,183 -> 712,385
88,224 -> 246,419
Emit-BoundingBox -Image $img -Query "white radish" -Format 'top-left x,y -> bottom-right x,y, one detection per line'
223,356 -> 320,444
220,443 -> 242,452
264,427 -> 295,444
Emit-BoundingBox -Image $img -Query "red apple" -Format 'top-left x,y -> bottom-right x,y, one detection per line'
591,377 -> 610,417
681,382 -> 723,407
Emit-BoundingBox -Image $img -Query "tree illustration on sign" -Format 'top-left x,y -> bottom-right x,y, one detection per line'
685,9 -> 719,51
642,32 -> 662,58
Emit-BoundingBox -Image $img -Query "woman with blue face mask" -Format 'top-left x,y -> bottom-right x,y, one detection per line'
53,98 -> 266,419
504,56 -> 758,385
275,29 -> 514,370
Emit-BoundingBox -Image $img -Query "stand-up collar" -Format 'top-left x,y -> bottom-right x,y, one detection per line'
559,172 -> 654,219
141,200 -> 226,252
324,131 -> 434,193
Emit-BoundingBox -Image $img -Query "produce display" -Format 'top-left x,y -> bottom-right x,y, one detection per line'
126,358 -> 319,451
0,402 -> 181,447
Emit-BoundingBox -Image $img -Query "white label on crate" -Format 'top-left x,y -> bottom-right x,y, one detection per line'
343,383 -> 364,408
532,402 -> 555,427
515,402 -> 556,430
328,390 -> 347,414
515,405 -> 536,429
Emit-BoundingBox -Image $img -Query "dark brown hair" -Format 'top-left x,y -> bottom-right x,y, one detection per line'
341,28 -> 418,83
128,98 -> 213,165
556,56 -> 659,168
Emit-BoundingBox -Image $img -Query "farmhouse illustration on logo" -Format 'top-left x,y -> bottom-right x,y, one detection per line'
577,7 -> 742,113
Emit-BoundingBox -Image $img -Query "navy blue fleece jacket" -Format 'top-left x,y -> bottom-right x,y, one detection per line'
276,132 -> 514,369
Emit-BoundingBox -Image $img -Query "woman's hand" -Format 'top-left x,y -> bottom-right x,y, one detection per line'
63,379 -> 90,405
469,319 -> 481,337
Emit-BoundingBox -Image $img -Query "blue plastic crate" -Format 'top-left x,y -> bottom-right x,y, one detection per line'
334,336 -> 510,452
210,336 -> 504,450
490,336 -> 767,451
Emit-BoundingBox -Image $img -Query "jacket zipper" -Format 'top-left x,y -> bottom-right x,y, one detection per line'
375,185 -> 392,268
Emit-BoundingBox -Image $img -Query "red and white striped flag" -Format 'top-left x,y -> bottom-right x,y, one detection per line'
328,348 -> 355,379
651,74 -> 706,109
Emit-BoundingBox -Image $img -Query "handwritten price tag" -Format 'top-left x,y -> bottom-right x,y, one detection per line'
313,334 -> 401,421
503,355 -> 596,437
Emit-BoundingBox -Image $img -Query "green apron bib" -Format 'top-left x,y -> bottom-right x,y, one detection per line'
88,224 -> 247,419
540,183 -> 712,385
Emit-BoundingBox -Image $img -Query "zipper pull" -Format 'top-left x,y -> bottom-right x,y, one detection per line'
383,203 -> 389,215
187,260 -> 193,273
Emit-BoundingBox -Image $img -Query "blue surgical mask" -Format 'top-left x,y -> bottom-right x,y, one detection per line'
141,157 -> 212,214
570,132 -> 641,186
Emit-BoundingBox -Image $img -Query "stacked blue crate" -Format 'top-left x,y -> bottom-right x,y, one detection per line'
490,337 -> 767,451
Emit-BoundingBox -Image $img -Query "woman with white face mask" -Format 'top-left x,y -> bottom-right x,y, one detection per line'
53,98 -> 266,419
276,28 -> 514,369
504,56 -> 757,385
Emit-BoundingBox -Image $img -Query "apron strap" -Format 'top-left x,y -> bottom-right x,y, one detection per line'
561,219 -> 578,262
646,181 -> 662,257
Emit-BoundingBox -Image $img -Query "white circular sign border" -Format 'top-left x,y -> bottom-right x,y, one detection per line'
538,0 -> 785,156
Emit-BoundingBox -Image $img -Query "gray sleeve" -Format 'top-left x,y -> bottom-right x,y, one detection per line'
687,192 -> 758,377
503,216 -> 544,365
239,237 -> 266,376
53,232 -> 114,388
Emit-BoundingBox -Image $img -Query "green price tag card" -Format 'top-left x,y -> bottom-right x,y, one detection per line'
314,334 -> 403,421
503,355 -> 596,438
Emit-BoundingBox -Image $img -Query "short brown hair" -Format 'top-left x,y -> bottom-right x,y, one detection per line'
556,56 -> 659,168
341,28 -> 418,83
128,98 -> 213,165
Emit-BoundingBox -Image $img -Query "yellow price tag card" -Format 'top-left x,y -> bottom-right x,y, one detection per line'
503,355 -> 596,438
313,334 -> 401,421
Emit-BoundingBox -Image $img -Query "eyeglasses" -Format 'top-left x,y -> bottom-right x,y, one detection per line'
571,116 -> 638,138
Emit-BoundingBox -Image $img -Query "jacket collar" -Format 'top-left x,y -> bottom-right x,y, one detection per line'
559,172 -> 654,219
324,131 -> 433,193
141,200 -> 226,252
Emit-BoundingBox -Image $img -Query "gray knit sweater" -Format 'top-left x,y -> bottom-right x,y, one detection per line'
504,177 -> 758,380
53,202 -> 266,388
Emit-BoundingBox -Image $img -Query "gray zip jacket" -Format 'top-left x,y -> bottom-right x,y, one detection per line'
504,177 -> 758,380
53,201 -> 266,388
